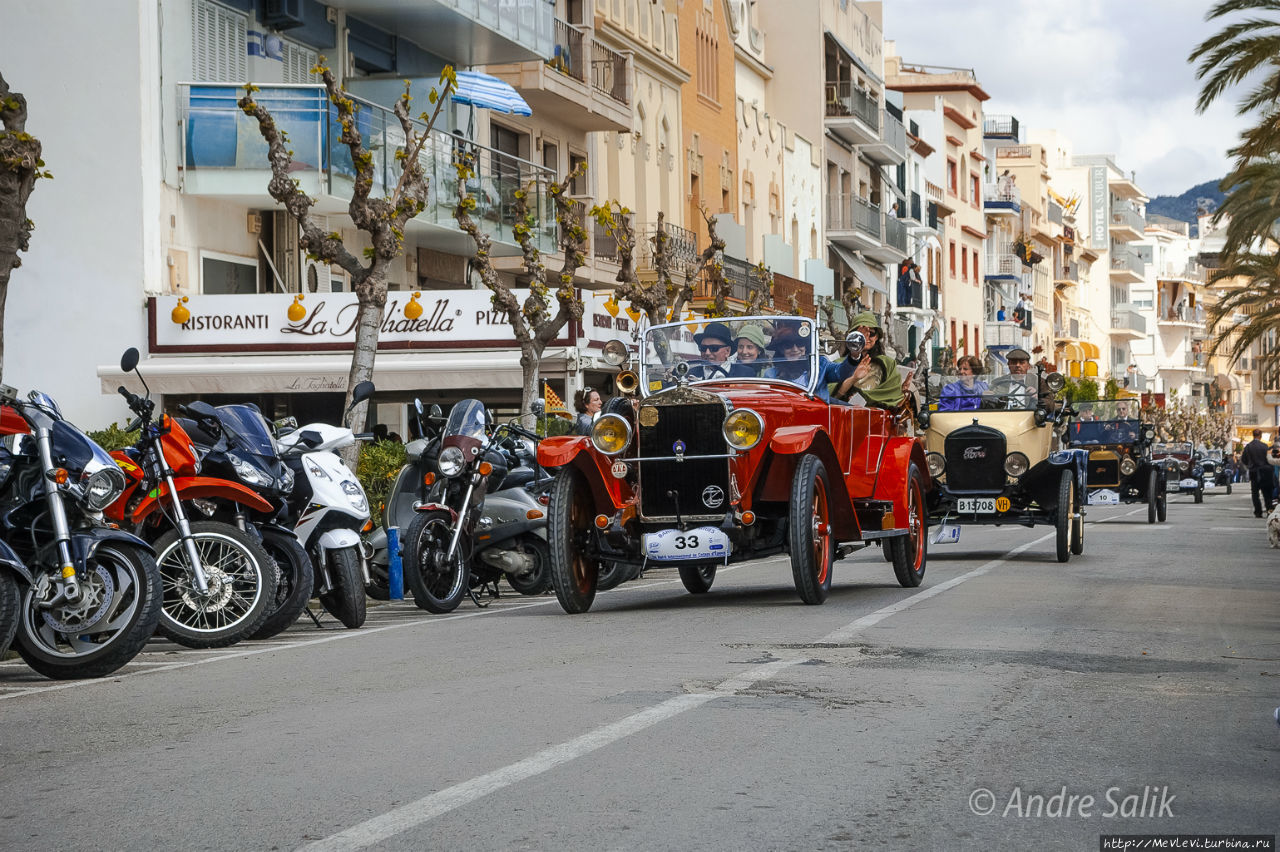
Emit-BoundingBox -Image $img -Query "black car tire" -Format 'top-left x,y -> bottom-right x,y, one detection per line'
789,454 -> 834,605
1158,487 -> 1168,522
1226,481 -> 1233,495
889,463 -> 928,588
548,469 -> 598,614
1147,470 -> 1158,525
1194,485 -> 1204,504
1070,494 -> 1085,556
1055,470 -> 1073,563
678,563 -> 717,594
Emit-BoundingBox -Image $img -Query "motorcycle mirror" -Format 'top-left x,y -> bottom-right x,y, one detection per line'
120,347 -> 140,373
531,398 -> 546,416
414,398 -> 424,415
350,381 -> 375,406
189,400 -> 218,416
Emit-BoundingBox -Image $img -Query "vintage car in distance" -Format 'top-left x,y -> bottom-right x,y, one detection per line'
1196,448 -> 1233,495
1064,400 -> 1169,520
536,316 -> 929,614
1150,442 -> 1203,503
919,363 -> 1088,562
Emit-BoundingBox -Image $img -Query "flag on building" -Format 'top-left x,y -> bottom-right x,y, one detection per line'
543,382 -> 572,419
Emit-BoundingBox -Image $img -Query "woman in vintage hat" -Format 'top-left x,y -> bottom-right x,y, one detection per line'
834,311 -> 904,408
729,323 -> 770,378
763,325 -> 843,401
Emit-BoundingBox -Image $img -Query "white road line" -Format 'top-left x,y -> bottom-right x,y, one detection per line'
300,515 -> 1123,852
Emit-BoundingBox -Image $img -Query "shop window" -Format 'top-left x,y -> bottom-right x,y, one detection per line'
201,250 -> 259,294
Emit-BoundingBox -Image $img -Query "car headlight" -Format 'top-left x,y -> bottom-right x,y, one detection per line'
341,480 -> 368,513
591,414 -> 632,456
229,454 -> 272,488
1179,460 -> 1189,472
437,445 -> 466,478
722,409 -> 763,451
1044,371 -> 1065,392
81,467 -> 126,511
1120,457 -> 1137,476
1004,452 -> 1030,478
926,452 -> 946,479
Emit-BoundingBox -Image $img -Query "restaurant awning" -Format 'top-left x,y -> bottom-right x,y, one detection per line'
97,348 -> 579,396
829,245 -> 887,295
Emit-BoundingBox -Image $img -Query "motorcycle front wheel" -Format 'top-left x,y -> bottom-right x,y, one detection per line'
16,543 -> 162,679
152,521 -> 277,648
248,529 -> 314,640
319,546 -> 366,629
404,510 -> 467,614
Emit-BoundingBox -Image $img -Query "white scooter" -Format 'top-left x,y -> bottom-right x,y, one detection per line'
275,382 -> 374,628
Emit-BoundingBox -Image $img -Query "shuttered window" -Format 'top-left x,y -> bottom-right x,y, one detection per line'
280,38 -> 319,83
192,0 -> 247,82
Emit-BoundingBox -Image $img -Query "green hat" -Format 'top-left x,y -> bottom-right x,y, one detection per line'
734,323 -> 769,351
850,311 -> 881,331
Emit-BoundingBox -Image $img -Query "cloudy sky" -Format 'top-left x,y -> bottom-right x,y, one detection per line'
881,0 -> 1248,197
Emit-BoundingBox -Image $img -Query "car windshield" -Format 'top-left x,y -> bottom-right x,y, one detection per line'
1151,442 -> 1193,458
639,315 -> 822,396
928,368 -> 1043,412
1201,449 -> 1223,461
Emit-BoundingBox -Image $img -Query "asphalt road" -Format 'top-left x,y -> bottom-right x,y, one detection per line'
1,487 -> 1277,851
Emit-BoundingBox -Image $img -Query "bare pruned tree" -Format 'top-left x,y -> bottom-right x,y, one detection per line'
0,73 -> 50,382
455,158 -> 588,416
239,65 -> 454,458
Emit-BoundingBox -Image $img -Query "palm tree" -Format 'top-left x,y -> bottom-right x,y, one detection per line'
1205,252 -> 1280,387
1190,0 -> 1280,118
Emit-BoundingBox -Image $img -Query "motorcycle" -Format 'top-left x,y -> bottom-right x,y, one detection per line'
0,386 -> 162,678
273,381 -> 375,629
109,348 -> 278,648
403,399 -> 552,613
172,400 -> 312,640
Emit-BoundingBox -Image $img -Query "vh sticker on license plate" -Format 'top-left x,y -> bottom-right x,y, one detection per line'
1088,488 -> 1120,505
643,527 -> 730,561
956,497 -> 996,513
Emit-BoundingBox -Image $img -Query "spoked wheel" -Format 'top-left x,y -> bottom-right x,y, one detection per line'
249,529 -> 314,640
790,454 -> 834,605
319,546 -> 367,628
504,536 -> 552,596
890,463 -> 928,587
15,543 -> 161,679
1147,470 -> 1159,524
153,522 -> 276,649
0,569 -> 18,658
678,563 -> 717,594
1070,493 -> 1085,556
1055,471 -> 1074,563
404,510 -> 467,614
548,469 -> 599,614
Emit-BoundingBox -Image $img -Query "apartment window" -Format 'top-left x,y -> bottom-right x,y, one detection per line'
192,0 -> 247,82
201,250 -> 258,295
970,173 -> 980,208
949,241 -> 956,276
696,14 -> 719,101
568,152 -> 587,195
962,323 -> 968,355
972,249 -> 980,283
947,159 -> 957,194
950,319 -> 957,351
961,248 -> 968,281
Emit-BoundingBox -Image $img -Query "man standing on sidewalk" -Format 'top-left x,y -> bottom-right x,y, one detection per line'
1240,429 -> 1274,517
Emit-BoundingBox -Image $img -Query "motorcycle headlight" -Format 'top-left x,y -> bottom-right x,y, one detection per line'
438,445 -> 466,478
926,452 -> 946,479
305,458 -> 331,481
591,414 -> 632,456
1004,452 -> 1030,478
81,467 -> 126,511
1120,457 -> 1137,476
229,454 -> 272,488
279,466 -> 295,492
341,480 -> 368,513
722,409 -> 763,451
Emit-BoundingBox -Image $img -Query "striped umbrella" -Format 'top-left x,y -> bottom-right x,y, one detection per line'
450,70 -> 532,116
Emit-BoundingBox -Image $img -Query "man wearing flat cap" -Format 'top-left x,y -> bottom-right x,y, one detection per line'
989,347 -> 1050,407
833,311 -> 905,408
689,321 -> 734,379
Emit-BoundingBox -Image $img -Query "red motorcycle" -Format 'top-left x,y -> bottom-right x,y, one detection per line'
107,348 -> 277,648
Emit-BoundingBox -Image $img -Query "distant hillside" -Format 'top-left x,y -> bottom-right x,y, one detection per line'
1146,179 -> 1225,226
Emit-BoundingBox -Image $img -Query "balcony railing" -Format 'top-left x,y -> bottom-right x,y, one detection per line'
1111,201 -> 1145,233
1056,260 -> 1079,282
1110,304 -> 1146,334
1111,248 -> 1145,276
880,109 -> 906,151
547,18 -> 586,83
1048,201 -> 1063,225
178,83 -> 556,251
851,196 -> 882,240
983,115 -> 1019,139
636,221 -> 698,271
590,39 -> 629,103
898,278 -> 924,309
824,80 -> 878,129
983,182 -> 1021,210
985,322 -> 1025,346
985,244 -> 1024,277
593,218 -> 621,262
697,255 -> 762,303
1186,351 -> 1209,368
883,214 -> 907,253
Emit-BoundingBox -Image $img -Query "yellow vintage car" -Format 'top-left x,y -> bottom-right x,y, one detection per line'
918,367 -> 1089,563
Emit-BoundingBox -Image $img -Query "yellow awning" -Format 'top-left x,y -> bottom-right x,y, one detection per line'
1060,342 -> 1084,361
1081,341 -> 1101,359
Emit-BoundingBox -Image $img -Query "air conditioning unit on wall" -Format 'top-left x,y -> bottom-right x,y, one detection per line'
264,0 -> 305,30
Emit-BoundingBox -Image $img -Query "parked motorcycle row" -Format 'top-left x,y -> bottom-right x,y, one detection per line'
0,349 -> 554,680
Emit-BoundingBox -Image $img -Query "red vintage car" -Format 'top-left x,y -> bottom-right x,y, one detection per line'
537,316 -> 929,613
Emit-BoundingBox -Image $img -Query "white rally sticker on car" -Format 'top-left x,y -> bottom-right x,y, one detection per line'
1180,478 -> 1201,489
930,523 -> 961,545
1088,489 -> 1120,505
643,527 -> 730,561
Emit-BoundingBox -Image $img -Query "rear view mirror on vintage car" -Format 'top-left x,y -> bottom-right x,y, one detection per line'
602,339 -> 629,367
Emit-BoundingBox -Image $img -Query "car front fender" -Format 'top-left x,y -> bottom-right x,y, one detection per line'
873,437 -> 930,527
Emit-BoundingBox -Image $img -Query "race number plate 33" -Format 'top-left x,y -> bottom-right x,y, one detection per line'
956,497 -> 996,513
643,527 -> 730,562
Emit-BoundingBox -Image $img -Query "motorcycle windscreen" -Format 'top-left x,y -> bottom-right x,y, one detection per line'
442,399 -> 488,442
214,404 -> 279,457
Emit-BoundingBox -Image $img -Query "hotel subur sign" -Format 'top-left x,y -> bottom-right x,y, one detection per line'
149,291 -> 573,353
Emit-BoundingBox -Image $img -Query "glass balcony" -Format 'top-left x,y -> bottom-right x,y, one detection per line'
824,80 -> 879,145
1110,200 -> 1145,239
1110,247 -> 1145,279
178,83 -> 556,254
1110,304 -> 1146,335
883,214 -> 907,253
863,110 -> 906,166
983,182 -> 1021,216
